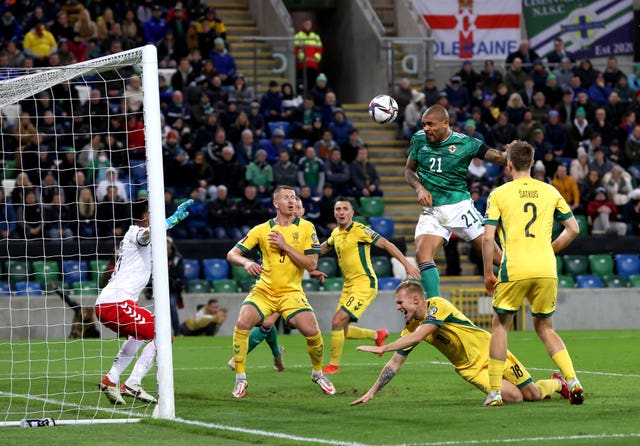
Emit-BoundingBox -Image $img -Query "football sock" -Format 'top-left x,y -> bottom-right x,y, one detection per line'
247,325 -> 268,354
126,340 -> 156,387
419,262 -> 440,297
488,357 -> 505,392
107,337 -> 145,384
346,326 -> 375,339
306,332 -> 324,372
233,327 -> 250,374
330,328 -> 345,365
551,349 -> 577,381
536,378 -> 560,399
264,326 -> 281,358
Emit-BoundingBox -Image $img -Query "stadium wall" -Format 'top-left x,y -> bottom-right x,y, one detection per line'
1,289 -> 637,340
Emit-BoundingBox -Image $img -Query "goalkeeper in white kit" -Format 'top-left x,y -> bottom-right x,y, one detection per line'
95,199 -> 193,405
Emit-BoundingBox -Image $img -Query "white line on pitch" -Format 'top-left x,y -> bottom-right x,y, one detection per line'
392,432 -> 640,445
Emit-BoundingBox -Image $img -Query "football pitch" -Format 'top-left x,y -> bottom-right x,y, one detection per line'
2,330 -> 639,445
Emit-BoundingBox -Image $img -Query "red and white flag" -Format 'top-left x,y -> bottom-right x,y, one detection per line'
414,0 -> 522,60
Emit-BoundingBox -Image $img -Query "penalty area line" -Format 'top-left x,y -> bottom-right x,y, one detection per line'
395,432 -> 640,446
173,417 -> 372,446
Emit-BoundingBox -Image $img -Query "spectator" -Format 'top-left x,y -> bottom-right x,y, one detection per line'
587,72 -> 612,107
209,184 -> 241,240
220,98 -> 240,132
228,74 -> 256,110
163,236 -> 186,335
180,299 -> 228,336
579,169 -> 602,211
96,185 -> 131,237
291,94 -> 321,141
121,9 -> 140,47
505,92 -> 526,125
166,90 -> 193,128
22,23 -> 57,66
233,128 -> 257,167
314,128 -> 338,160
622,189 -> 640,235
198,7 -> 227,41
209,37 -> 236,86
464,119 -> 484,142
167,148 -> 198,199
467,157 -> 491,194
316,184 -> 338,235
544,110 -> 568,155
590,108 -> 617,146
516,109 -> 542,143
294,19 -> 323,94
95,167 -> 128,202
259,127 -> 287,164
619,111 -> 637,146
575,59 -> 598,88
541,148 -> 559,178
298,184 -> 321,225
350,146 -> 382,198
324,148 -> 351,196
193,151 -> 216,200
607,139 -> 628,168
586,187 -> 626,235
542,73 -> 563,107
490,112 -> 517,150
5,41 -> 25,68
519,76 -> 536,107
143,5 -> 167,46
341,127 -> 367,165
614,76 -> 634,108
213,145 -> 245,198
272,149 -> 299,189
184,188 -> 213,239
75,187 -> 96,238
506,40 -> 540,70
248,101 -> 266,141
555,87 -> 577,125
403,91 -> 426,139
529,92 -> 551,124
568,107 -> 593,157
50,10 -> 75,41
456,60 -> 481,93
310,72 -> 333,107
260,80 -> 283,122
245,149 -> 274,197
281,82 -> 303,121
480,60 -> 503,95
552,164 -> 580,212
546,37 -> 575,67
570,147 -> 590,184
73,9 -> 98,43
602,165 -> 634,207
532,159 -> 551,184
227,110 -> 252,145
504,57 -> 527,93
445,75 -> 470,120
0,189 -> 17,239
603,56 -> 626,88
589,146 -> 615,178
298,146 -> 325,197
170,57 -> 196,93
43,190 -> 74,239
236,185 -> 268,235
164,189 -> 186,239
191,91 -> 215,126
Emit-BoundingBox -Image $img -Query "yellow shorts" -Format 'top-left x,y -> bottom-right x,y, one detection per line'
458,350 -> 533,393
494,277 -> 558,317
337,281 -> 377,322
242,286 -> 314,323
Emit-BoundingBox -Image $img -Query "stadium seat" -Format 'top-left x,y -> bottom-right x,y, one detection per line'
602,275 -> 628,288
371,256 -> 392,278
561,255 -> 588,278
267,121 -> 292,138
2,159 -> 17,180
575,275 -> 603,288
378,277 -> 401,291
89,259 -> 110,288
555,256 -> 563,275
187,279 -> 211,293
231,263 -> 253,282
575,215 -> 589,236
588,254 -> 614,278
62,260 -> 89,285
359,197 -> 384,218
14,281 -> 43,297
71,281 -> 99,296
483,162 -> 503,183
614,254 -> 640,279
182,258 -> 201,281
4,260 -> 29,285
352,216 -> 368,225
369,216 -> 394,239
322,277 -> 344,292
556,157 -> 573,170
212,279 -> 238,293
202,258 -> 230,281
237,279 -> 256,292
557,275 -> 575,288
628,274 -> 640,288
32,260 -> 60,288
317,257 -> 338,278
302,279 -> 320,292
0,282 -> 10,296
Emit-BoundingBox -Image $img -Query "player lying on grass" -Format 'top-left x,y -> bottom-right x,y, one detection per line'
351,280 -> 569,406
96,199 -> 193,405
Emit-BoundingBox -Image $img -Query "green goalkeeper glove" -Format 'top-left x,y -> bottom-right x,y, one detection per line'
166,199 -> 194,229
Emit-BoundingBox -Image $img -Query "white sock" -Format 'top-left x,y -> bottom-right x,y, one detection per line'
107,337 -> 145,384
125,340 -> 156,387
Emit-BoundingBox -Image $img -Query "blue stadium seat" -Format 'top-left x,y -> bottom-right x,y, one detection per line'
556,157 -> 573,170
14,281 -> 43,296
183,258 -> 201,281
62,260 -> 89,285
483,162 -> 503,183
575,275 -> 603,289
0,282 -> 11,296
369,216 -> 394,239
267,121 -> 292,138
378,277 -> 401,291
614,254 -> 640,279
202,258 -> 230,281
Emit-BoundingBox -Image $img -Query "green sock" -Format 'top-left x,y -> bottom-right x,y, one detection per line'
419,262 -> 440,297
265,326 -> 281,357
247,326 -> 269,354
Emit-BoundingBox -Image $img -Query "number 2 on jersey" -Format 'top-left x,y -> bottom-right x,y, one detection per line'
523,202 -> 537,238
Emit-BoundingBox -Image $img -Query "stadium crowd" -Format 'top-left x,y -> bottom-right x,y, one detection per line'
0,4 -> 638,240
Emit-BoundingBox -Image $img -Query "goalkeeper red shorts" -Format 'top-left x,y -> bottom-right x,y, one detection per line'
95,300 -> 155,340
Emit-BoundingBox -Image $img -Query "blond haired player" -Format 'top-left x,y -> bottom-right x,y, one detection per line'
351,281 -> 568,405
482,140 -> 584,406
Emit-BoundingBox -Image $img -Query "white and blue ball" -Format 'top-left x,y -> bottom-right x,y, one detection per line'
368,94 -> 399,125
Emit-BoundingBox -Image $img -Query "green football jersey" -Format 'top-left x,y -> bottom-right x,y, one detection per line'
409,129 -> 487,206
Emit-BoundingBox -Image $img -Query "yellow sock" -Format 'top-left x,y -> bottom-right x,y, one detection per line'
488,358 -> 505,392
232,327 -> 249,374
536,379 -> 560,399
330,328 -> 344,365
346,326 -> 375,340
306,332 -> 324,372
551,349 -> 576,381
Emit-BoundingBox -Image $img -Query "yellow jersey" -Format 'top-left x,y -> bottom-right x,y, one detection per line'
400,297 -> 490,370
484,177 -> 573,282
327,222 -> 380,289
236,217 -> 321,296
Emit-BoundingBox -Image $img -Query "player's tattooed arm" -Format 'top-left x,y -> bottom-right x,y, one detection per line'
375,366 -> 397,392
483,148 -> 508,166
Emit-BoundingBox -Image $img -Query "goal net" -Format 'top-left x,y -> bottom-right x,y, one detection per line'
0,45 -> 174,426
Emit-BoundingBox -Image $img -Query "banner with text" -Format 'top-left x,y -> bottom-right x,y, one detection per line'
524,0 -> 633,60
413,0 -> 521,60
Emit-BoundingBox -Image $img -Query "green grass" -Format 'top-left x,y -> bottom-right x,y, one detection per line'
1,330 -> 639,445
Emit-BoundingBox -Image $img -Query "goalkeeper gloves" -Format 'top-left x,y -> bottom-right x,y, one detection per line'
166,199 -> 194,229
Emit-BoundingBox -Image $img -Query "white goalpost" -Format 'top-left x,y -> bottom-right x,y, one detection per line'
0,45 -> 174,426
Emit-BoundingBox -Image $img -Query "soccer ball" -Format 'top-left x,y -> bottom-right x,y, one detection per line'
368,94 -> 399,125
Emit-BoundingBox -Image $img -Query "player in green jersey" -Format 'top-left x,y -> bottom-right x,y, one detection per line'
404,104 -> 506,298
482,140 -> 584,407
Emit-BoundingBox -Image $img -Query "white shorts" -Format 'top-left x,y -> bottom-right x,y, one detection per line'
415,199 -> 484,243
